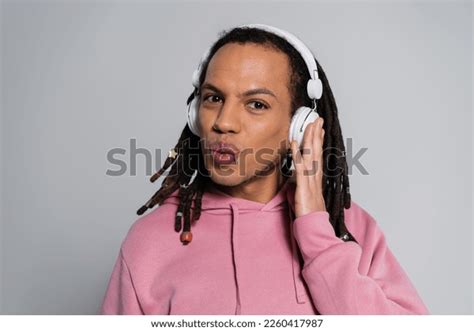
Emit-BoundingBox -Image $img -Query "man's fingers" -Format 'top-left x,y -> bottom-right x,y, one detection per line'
315,123 -> 325,178
313,118 -> 324,151
301,121 -> 315,163
290,140 -> 303,181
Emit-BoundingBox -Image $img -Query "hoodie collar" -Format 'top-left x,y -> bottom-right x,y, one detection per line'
203,177 -> 296,213
162,176 -> 297,214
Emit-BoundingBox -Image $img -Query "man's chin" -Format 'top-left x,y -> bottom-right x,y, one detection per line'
209,175 -> 247,188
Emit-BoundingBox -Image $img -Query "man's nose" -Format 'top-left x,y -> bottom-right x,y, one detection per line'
212,100 -> 241,134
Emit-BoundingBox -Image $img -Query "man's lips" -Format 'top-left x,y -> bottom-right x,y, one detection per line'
208,142 -> 240,156
208,141 -> 240,164
211,150 -> 236,164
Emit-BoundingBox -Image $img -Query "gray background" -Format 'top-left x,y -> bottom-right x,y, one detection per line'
1,0 -> 472,314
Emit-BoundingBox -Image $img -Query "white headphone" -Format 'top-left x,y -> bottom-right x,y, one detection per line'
186,23 -> 323,169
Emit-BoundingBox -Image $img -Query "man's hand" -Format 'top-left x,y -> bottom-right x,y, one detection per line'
290,117 -> 326,218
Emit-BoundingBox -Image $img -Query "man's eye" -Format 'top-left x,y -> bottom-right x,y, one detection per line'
203,95 -> 223,103
248,101 -> 269,110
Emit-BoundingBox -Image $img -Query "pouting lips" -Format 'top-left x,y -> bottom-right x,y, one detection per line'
208,141 -> 240,165
211,150 -> 237,165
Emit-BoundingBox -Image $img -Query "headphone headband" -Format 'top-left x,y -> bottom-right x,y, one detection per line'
191,23 -> 322,100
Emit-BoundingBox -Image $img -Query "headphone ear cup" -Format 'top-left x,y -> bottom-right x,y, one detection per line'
288,106 -> 319,148
191,69 -> 200,89
307,78 -> 323,100
187,96 -> 200,137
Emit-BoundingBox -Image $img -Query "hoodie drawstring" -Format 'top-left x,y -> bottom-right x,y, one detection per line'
230,203 -> 242,315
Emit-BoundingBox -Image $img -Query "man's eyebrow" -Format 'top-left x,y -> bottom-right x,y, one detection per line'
201,82 -> 278,100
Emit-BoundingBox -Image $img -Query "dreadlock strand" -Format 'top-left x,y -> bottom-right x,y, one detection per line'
179,185 -> 194,245
175,184 -> 189,232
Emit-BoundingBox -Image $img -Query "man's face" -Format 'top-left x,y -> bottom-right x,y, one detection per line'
198,42 -> 293,187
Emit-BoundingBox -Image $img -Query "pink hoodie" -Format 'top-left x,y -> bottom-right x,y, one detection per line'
100,179 -> 429,315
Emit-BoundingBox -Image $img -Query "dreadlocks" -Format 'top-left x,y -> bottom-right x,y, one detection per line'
136,26 -> 358,246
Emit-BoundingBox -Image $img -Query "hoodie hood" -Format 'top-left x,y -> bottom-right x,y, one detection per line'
162,176 -> 297,214
161,177 -> 308,312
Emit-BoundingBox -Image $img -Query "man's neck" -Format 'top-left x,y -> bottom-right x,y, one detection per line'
211,171 -> 288,204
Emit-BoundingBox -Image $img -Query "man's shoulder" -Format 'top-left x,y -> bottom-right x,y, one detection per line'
343,199 -> 384,246
120,202 -> 178,255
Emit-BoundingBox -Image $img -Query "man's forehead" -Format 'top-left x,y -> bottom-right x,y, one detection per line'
208,43 -> 289,71
205,44 -> 290,90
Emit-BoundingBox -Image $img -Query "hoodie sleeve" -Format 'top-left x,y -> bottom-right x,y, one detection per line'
100,248 -> 145,315
292,208 -> 430,315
